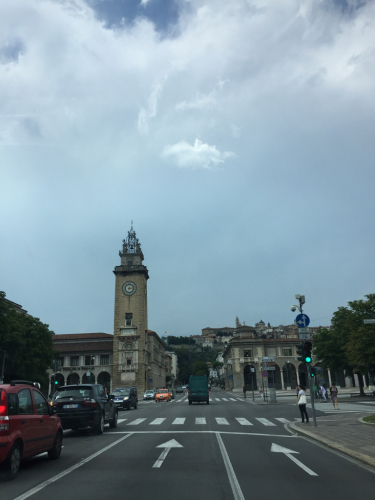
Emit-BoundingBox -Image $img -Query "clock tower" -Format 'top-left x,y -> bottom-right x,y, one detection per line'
112,223 -> 149,392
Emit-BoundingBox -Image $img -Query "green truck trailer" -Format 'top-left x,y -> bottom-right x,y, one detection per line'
188,375 -> 209,405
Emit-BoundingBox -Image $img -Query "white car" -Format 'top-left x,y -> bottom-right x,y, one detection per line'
182,385 -> 188,389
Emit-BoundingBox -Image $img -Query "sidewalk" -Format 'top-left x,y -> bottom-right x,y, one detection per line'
289,413 -> 375,468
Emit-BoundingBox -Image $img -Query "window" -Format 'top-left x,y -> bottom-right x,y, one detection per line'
33,390 -> 48,415
56,357 -> 64,367
70,356 -> 79,366
282,348 -> 292,356
125,313 -> 132,326
85,355 -> 94,365
100,355 -> 109,365
7,393 -> 18,415
127,359 -> 132,365
18,389 -> 34,415
244,350 -> 252,357
128,261 -> 133,266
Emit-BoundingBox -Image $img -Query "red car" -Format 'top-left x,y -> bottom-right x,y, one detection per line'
0,380 -> 63,480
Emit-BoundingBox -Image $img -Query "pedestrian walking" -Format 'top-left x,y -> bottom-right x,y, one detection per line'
243,385 -> 246,399
320,384 -> 327,401
295,386 -> 299,398
330,383 -> 339,409
296,385 -> 309,423
259,388 -> 264,399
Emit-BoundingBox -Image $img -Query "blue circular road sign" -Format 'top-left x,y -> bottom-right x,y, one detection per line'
295,314 -> 310,328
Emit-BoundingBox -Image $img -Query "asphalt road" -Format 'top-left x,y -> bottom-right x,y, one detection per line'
2,388 -> 375,500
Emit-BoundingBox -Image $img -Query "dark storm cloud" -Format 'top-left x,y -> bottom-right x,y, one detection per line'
86,0 -> 181,34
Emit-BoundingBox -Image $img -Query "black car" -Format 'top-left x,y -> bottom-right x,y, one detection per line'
112,387 -> 138,410
53,384 -> 117,434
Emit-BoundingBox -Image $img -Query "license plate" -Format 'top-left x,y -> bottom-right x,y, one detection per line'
63,404 -> 79,408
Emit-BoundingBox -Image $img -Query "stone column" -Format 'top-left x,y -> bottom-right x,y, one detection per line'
363,375 -> 367,388
328,369 -> 332,387
296,368 -> 300,386
281,370 -> 285,390
354,373 -> 359,387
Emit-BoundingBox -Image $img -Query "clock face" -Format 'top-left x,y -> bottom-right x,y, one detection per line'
122,281 -> 137,296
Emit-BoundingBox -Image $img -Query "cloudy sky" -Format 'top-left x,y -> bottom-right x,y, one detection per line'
1,0 -> 374,337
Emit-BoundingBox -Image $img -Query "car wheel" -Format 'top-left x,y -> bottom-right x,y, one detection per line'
96,413 -> 105,435
207,400 -> 209,405
109,410 -> 118,429
48,431 -> 63,460
134,401 -> 137,409
189,400 -> 192,405
2,443 -> 21,481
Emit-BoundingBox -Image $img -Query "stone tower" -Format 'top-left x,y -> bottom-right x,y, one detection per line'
112,223 -> 149,392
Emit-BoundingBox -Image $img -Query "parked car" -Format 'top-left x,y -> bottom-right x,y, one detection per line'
143,390 -> 155,401
188,376 -> 209,405
0,380 -> 63,480
182,385 -> 188,389
155,389 -> 171,402
53,384 -> 117,433
112,387 -> 138,410
176,386 -> 184,394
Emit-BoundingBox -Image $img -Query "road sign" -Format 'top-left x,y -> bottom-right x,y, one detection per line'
262,356 -> 275,361
148,378 -> 153,383
250,368 -> 255,373
299,333 -> 311,340
296,314 -> 310,328
298,327 -> 310,333
364,319 -> 375,324
262,361 -> 275,371
262,371 -> 268,377
229,374 -> 233,380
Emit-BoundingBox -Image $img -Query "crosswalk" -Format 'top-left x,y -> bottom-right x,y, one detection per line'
116,416 -> 292,427
141,397 -> 244,404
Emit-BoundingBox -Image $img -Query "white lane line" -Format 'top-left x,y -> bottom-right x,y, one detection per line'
222,398 -> 229,401
216,433 -> 245,500
215,398 -> 221,401
127,418 -> 147,425
256,418 -> 276,426
229,398 -> 237,401
286,453 -> 318,476
150,418 -> 166,425
13,434 -> 133,500
117,419 -> 127,424
195,417 -> 207,424
216,418 -> 230,425
172,418 -> 186,425
275,418 -> 291,424
235,418 -> 253,426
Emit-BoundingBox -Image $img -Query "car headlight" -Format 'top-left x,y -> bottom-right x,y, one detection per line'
123,397 -> 129,400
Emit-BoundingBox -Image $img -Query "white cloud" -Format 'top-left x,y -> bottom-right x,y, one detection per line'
175,90 -> 216,111
162,138 -> 234,169
137,78 -> 166,135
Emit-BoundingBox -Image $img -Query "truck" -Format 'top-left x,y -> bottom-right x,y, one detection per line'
188,375 -> 209,405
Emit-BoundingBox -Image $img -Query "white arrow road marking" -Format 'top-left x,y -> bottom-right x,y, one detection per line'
152,439 -> 183,468
271,443 -> 318,476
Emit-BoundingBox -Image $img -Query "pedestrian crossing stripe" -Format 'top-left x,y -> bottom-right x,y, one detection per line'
120,417 -> 291,427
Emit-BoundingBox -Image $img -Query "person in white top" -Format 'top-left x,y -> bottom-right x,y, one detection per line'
296,385 -> 309,423
320,385 -> 327,400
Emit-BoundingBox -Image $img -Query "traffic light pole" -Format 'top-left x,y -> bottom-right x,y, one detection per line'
307,364 -> 317,427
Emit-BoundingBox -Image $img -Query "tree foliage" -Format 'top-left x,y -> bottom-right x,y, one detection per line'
314,294 -> 375,395
0,292 -> 57,389
174,347 -> 217,383
167,335 -> 196,346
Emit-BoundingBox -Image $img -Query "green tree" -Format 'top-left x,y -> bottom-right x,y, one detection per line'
314,294 -> 375,395
0,292 -> 57,390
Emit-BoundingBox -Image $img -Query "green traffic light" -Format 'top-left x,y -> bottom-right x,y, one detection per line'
54,380 -> 58,384
305,356 -> 312,363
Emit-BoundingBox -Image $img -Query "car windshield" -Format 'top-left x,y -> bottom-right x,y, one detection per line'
145,391 -> 154,394
158,390 -> 168,394
113,389 -> 130,396
53,387 -> 92,399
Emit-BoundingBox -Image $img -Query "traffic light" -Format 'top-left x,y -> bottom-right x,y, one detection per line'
296,341 -> 306,362
304,341 -> 312,364
310,366 -> 317,378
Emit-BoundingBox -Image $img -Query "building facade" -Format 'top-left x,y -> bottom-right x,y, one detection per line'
48,333 -> 114,394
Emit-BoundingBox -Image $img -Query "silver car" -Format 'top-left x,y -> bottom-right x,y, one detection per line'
143,390 -> 156,401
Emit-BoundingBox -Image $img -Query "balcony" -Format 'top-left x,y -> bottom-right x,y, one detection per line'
119,363 -> 138,372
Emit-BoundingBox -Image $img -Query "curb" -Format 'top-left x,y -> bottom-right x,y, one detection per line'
358,417 -> 375,426
289,422 -> 375,469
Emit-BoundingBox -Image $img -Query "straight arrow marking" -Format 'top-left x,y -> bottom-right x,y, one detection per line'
153,447 -> 172,468
153,439 -> 183,468
271,443 -> 318,476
